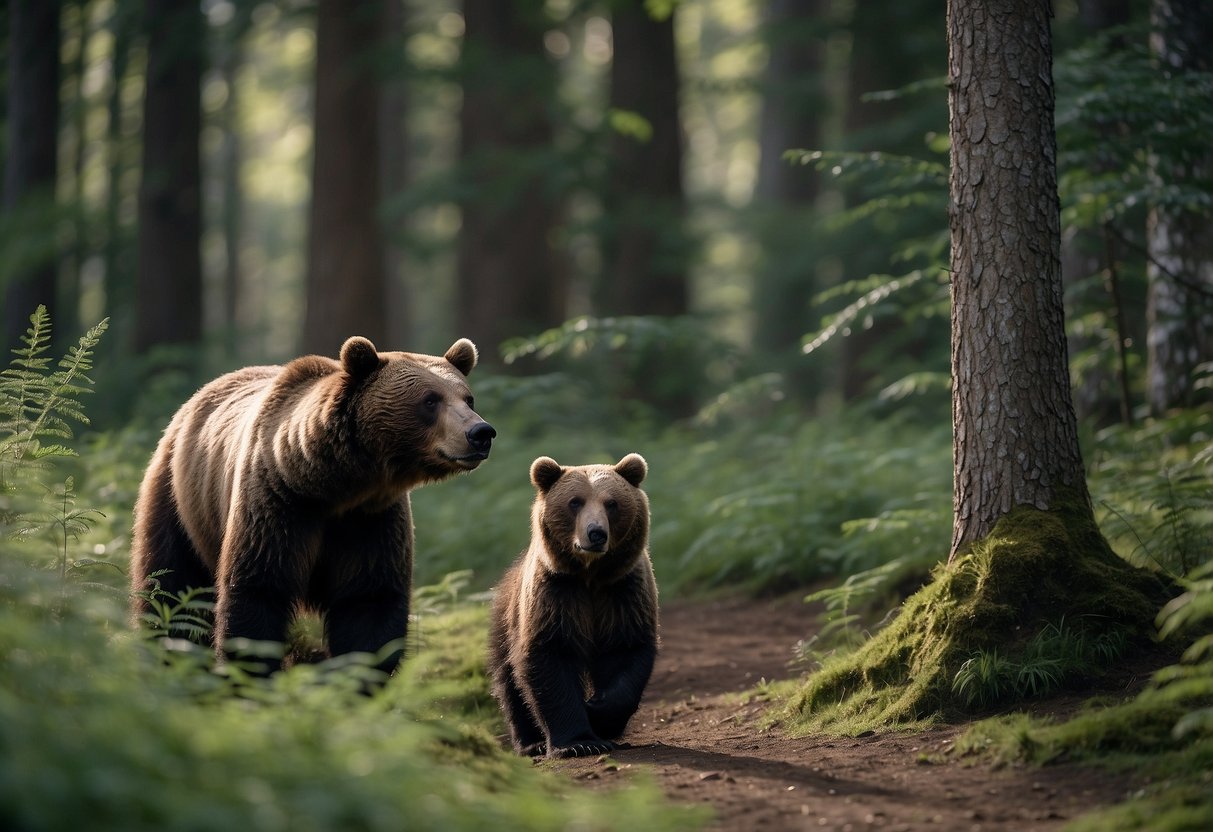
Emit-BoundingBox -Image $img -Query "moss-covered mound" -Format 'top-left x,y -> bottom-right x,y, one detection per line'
783,502 -> 1174,734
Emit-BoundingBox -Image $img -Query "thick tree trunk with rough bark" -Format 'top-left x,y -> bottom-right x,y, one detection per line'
302,0 -> 387,355
3,0 -> 62,346
947,0 -> 1091,562
1145,0 -> 1213,415
135,0 -> 203,354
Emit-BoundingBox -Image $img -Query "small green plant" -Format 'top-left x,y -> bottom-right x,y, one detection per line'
952,649 -> 1015,708
951,616 -> 1130,709
0,305 -> 108,539
1156,559 -> 1213,740
796,559 -> 906,667
133,571 -> 217,643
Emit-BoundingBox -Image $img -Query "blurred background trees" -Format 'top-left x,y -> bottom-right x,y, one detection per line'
0,0 -> 1209,428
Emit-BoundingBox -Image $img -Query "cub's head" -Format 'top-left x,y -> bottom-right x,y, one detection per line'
530,453 -> 649,572
340,336 -> 496,485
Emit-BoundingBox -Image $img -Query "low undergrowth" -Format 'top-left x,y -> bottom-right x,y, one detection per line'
0,562 -> 704,832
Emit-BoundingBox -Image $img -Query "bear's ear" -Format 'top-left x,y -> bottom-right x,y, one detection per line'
444,338 -> 479,377
530,456 -> 564,493
341,336 -> 382,379
614,453 -> 647,487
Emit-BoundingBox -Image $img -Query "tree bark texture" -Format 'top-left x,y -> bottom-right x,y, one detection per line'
3,0 -> 61,346
947,0 -> 1092,562
1145,0 -> 1213,414
598,0 -> 688,317
456,0 -> 564,361
135,0 -> 203,354
302,0 -> 388,356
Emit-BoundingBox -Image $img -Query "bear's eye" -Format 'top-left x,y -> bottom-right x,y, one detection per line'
465,395 -> 475,409
423,392 -> 440,410
568,497 -> 584,512
604,498 -> 618,513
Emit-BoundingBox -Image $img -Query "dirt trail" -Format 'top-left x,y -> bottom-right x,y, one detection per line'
555,595 -> 1141,831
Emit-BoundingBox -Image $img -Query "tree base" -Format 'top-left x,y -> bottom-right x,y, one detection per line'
784,502 -> 1174,734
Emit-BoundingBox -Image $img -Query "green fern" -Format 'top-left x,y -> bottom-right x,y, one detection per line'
1,305 -> 109,543
134,572 -> 216,643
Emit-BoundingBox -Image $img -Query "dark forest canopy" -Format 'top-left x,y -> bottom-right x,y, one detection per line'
0,0 -> 1208,428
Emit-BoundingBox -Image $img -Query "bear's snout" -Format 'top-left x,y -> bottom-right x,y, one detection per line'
577,523 -> 608,554
466,421 -> 496,457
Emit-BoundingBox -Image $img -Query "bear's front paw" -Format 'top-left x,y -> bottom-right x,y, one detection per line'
549,738 -> 617,759
519,742 -> 547,757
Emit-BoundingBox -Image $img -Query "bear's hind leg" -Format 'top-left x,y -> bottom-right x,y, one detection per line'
130,461 -> 215,643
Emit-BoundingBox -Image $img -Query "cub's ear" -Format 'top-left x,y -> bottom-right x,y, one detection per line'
340,336 -> 382,379
614,453 -> 647,487
445,338 -> 479,376
530,456 -> 564,493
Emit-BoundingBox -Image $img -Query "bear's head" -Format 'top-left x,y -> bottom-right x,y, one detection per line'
340,336 -> 496,486
529,453 -> 649,574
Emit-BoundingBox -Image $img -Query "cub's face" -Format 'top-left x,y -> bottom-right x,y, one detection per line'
341,336 -> 496,483
531,453 -> 649,567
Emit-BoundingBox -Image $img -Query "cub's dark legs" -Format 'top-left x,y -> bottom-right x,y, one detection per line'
587,645 -> 656,740
492,666 -> 547,755
519,647 -> 617,759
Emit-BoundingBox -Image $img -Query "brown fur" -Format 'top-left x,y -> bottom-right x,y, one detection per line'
130,336 -> 495,675
487,454 -> 658,758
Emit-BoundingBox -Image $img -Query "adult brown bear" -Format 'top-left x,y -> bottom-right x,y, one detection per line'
130,336 -> 495,675
487,453 -> 657,758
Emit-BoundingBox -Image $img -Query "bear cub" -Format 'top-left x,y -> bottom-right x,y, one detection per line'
487,453 -> 658,759
130,336 -> 494,676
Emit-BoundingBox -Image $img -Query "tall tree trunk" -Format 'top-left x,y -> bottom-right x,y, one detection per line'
947,0 -> 1092,562
789,0 -> 1172,734
214,3 -> 252,362
380,0 -> 411,348
102,0 -> 135,337
302,0 -> 388,355
753,0 -> 825,397
457,0 -> 564,362
135,0 -> 202,354
3,0 -> 61,345
64,0 -> 93,331
1144,0 -> 1213,414
598,0 -> 687,317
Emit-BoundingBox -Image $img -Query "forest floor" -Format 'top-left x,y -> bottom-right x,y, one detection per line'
552,594 -> 1152,831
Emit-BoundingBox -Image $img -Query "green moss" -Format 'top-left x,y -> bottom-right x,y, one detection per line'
951,682 -> 1213,832
781,500 -> 1173,734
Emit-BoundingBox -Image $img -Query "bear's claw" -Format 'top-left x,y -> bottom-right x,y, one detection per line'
551,739 -> 617,759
